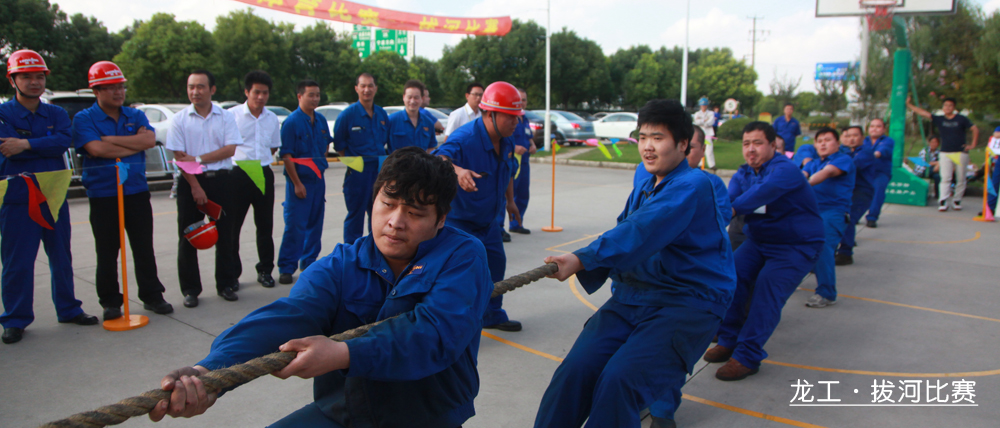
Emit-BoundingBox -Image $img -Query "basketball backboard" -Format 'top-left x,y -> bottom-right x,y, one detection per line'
815,0 -> 957,17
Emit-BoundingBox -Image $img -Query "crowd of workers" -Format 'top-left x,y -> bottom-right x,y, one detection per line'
2,47 -> 991,428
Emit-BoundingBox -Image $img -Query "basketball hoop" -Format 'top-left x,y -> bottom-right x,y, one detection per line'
860,0 -> 898,31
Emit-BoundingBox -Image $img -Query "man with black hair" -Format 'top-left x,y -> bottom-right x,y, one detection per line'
908,97 -> 978,212
706,121 -> 823,381
421,87 -> 445,133
836,125 -> 877,266
802,127 -> 855,308
443,82 -> 484,139
277,80 -> 330,285
508,86 -> 536,235
534,99 -> 736,428
148,147 -> 492,428
862,118 -> 893,226
387,80 -> 437,153
435,81 -> 524,332
333,73 -> 388,245
773,103 -> 801,152
230,70 -> 280,288
166,70 -> 241,308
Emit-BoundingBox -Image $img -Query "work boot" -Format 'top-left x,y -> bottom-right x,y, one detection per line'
258,273 -> 276,288
835,254 -> 853,266
103,307 -> 123,321
703,345 -> 733,363
59,313 -> 99,326
484,320 -> 522,332
715,358 -> 758,381
866,220 -> 877,228
2,327 -> 24,344
501,229 -> 512,242
279,273 -> 294,284
144,300 -> 174,315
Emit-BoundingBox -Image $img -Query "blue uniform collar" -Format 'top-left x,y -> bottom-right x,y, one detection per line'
352,101 -> 378,119
747,152 -> 781,176
473,117 -> 508,154
11,98 -> 48,119
88,102 -> 132,124
645,159 -> 692,192
357,227 -> 448,283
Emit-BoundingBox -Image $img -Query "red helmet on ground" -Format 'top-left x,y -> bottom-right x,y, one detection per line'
184,220 -> 218,250
88,61 -> 127,88
479,82 -> 524,116
7,49 -> 49,77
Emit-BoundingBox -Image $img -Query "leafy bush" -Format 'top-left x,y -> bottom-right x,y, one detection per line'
717,117 -> 754,140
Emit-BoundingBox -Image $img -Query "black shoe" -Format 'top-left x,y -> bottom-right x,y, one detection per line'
2,327 -> 23,344
218,287 -> 239,302
866,220 -> 877,228
279,273 -> 293,284
183,295 -> 199,308
484,320 -> 522,332
835,254 -> 854,266
144,301 -> 174,315
509,227 -> 531,235
231,281 -> 240,292
501,230 -> 512,242
103,307 -> 123,321
258,273 -> 276,288
59,313 -> 99,326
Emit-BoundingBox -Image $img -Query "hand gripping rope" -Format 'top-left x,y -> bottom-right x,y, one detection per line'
38,263 -> 559,428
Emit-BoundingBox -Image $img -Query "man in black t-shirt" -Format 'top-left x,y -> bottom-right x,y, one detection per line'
907,97 -> 979,211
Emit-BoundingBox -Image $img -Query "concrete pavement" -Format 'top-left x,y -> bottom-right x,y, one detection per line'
2,162 -> 998,428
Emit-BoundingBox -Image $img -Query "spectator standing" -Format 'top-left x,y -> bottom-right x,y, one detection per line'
772,103 -> 801,152
907,97 -> 979,211
443,83 -> 484,139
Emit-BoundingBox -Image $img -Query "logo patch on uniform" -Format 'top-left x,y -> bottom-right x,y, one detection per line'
508,152 -> 512,158
423,127 -> 429,131
409,265 -> 424,275
380,120 -> 386,125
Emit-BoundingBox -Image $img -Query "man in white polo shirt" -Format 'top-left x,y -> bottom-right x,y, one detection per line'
166,69 -> 241,308
443,82 -> 484,141
230,70 -> 280,289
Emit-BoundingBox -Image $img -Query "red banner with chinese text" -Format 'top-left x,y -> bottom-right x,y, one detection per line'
233,0 -> 512,36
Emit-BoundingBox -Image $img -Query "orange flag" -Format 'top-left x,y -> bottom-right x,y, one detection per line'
23,176 -> 53,230
289,158 -> 322,179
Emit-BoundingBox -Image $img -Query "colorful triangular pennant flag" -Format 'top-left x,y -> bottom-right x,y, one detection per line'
115,161 -> 129,185
596,143 -> 612,159
236,160 -> 267,195
0,178 -> 8,211
340,156 -> 364,172
289,157 -> 322,179
35,170 -> 71,223
551,140 -> 561,153
944,152 -> 963,166
24,176 -> 53,230
612,143 -> 623,157
172,160 -> 205,175
514,153 -> 523,179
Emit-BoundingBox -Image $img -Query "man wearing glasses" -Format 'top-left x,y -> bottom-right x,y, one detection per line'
443,83 -> 484,141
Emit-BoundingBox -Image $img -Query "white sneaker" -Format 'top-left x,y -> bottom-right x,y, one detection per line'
952,200 -> 962,211
938,200 -> 948,212
805,294 -> 836,308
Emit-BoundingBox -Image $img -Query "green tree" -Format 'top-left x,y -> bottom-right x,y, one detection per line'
624,53 -> 661,108
113,13 -> 216,101
409,56 -> 443,103
0,0 -> 64,67
549,28 -> 610,108
292,22 -> 360,104
213,9 -> 294,105
438,20 -> 545,106
606,45 -> 652,107
687,48 -> 759,115
965,10 -> 1000,114
360,50 -> 412,107
45,14 -> 123,91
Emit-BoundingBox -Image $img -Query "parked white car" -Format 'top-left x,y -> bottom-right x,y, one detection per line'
135,104 -> 186,144
316,105 -> 346,155
593,112 -> 638,140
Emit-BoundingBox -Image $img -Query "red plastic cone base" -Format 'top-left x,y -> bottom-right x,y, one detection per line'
103,314 -> 149,331
542,226 -> 564,232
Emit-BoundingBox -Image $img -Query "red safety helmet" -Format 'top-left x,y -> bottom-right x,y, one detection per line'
184,220 -> 218,250
6,49 -> 49,77
479,82 -> 524,116
88,61 -> 127,88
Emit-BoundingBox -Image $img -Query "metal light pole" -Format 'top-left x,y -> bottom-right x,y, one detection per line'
680,0 -> 690,107
543,0 -> 551,151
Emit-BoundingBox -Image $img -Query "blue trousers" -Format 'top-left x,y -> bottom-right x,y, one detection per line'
867,173 -> 890,222
278,178 -> 325,274
838,187 -> 873,256
815,211 -> 849,301
0,202 -> 83,329
534,300 -> 719,427
445,218 -> 509,326
509,155 -> 530,230
716,239 -> 821,370
342,161 -> 378,244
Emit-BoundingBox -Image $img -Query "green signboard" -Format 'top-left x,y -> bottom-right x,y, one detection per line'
352,25 -> 371,59
373,28 -> 409,57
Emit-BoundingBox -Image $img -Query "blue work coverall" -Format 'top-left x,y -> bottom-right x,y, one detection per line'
803,151 -> 855,301
508,116 -> 533,231
534,161 -> 736,427
838,143 -> 877,256
773,115 -> 802,153
278,108 -> 330,274
387,109 -> 437,153
333,102 -> 388,244
0,99 -> 84,329
434,118 -> 514,327
866,135 -> 895,222
792,143 -> 818,168
719,154 -> 824,370
198,226 -> 492,428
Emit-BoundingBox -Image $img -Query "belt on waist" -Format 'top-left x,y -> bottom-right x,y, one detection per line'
201,169 -> 231,178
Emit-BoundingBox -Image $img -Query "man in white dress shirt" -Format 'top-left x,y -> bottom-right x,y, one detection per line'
229,70 -> 281,289
443,82 -> 484,140
165,69 -> 241,308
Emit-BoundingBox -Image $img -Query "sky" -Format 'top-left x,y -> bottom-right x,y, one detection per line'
54,0 -> 1000,95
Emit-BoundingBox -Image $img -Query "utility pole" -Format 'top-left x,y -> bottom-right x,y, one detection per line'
747,15 -> 768,70
680,0 -> 690,107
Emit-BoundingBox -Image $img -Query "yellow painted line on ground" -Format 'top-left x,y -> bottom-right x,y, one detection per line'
798,286 -> 1000,324
71,210 -> 177,226
568,276 -> 599,311
887,211 -> 982,223
480,330 -> 826,427
861,231 -> 980,244
544,234 -> 599,254
681,394 -> 827,428
760,359 -> 1000,378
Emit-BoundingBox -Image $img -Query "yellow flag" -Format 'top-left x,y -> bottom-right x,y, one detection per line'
0,178 -> 8,212
236,160 -> 267,195
35,170 -> 71,222
596,143 -> 612,159
341,156 -> 364,172
551,140 -> 561,153
514,153 -> 523,179
944,152 -> 963,165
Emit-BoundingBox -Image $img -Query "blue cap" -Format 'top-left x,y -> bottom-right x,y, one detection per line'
698,97 -> 710,106
993,126 -> 1000,133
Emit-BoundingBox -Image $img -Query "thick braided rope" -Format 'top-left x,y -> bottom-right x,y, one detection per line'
39,263 -> 557,428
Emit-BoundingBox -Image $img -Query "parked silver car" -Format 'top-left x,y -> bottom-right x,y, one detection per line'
532,110 -> 595,145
